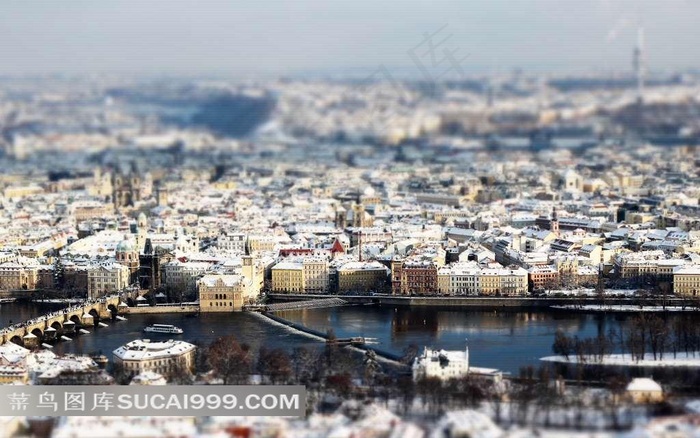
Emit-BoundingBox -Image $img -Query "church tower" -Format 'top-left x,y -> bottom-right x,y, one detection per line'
136,212 -> 148,252
550,207 -> 559,235
116,236 -> 139,284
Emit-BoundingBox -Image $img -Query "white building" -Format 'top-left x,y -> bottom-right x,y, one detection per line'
217,232 -> 247,253
113,339 -> 196,377
130,370 -> 167,385
626,377 -> 664,404
163,260 -> 211,291
412,346 -> 470,381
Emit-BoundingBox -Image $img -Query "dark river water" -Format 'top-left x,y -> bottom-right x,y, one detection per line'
2,302 -> 699,375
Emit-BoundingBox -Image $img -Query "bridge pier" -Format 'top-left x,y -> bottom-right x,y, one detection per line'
22,332 -> 39,349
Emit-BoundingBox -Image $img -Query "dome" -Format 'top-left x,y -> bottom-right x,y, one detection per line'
137,212 -> 147,226
116,238 -> 135,252
363,186 -> 376,197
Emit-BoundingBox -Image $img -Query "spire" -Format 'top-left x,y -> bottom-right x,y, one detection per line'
633,25 -> 645,104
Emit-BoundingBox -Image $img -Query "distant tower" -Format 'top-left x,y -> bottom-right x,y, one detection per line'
352,203 -> 366,228
633,26 -> 646,105
242,255 -> 254,282
486,81 -> 494,108
550,207 -> 560,235
112,168 -> 141,209
335,205 -> 347,229
156,184 -> 168,207
136,212 -> 148,251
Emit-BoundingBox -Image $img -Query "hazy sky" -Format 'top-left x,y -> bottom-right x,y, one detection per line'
1,0 -> 698,77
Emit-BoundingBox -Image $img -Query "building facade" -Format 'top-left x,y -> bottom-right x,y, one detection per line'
113,339 -> 196,377
197,274 -> 245,311
87,263 -> 130,299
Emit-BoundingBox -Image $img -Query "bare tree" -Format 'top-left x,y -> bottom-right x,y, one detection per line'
207,335 -> 252,384
535,365 -> 557,427
401,343 -> 420,366
627,315 -> 648,362
552,329 -> 572,360
292,347 -> 322,384
362,349 -> 382,386
487,380 -> 508,425
257,347 -> 293,384
325,373 -> 353,396
169,360 -> 194,385
513,366 -> 538,424
647,315 -> 670,361
607,373 -> 628,430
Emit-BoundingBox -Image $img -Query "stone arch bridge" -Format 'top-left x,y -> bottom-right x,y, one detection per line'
0,295 -> 123,348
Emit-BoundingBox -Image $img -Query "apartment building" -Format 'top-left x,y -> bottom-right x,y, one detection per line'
87,262 -> 130,299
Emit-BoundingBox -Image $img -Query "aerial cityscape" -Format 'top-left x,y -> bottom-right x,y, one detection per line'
2,1 -> 700,437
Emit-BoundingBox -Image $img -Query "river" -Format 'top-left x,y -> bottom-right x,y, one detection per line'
2,302 -> 699,375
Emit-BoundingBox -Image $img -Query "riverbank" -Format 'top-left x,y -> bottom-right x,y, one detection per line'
268,293 -> 700,311
122,305 -> 200,314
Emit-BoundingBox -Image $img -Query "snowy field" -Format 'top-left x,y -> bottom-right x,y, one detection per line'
541,352 -> 700,368
550,304 -> 700,312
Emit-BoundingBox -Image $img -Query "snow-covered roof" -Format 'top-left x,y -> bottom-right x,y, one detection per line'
626,377 -> 662,392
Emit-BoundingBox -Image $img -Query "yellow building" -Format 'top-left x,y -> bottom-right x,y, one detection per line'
3,185 -> 44,199
337,261 -> 388,293
198,274 -> 245,311
673,265 -> 700,297
478,266 -> 528,296
0,366 -> 28,384
478,270 -> 501,295
247,235 -> 277,254
271,261 -> 304,293
0,261 -> 38,291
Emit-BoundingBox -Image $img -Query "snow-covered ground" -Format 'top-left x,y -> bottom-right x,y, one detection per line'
543,289 -> 640,297
550,304 -> 700,312
541,352 -> 700,368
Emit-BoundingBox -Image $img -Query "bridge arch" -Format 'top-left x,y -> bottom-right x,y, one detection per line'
10,335 -> 23,346
126,298 -> 135,307
70,315 -> 82,326
31,328 -> 43,339
51,321 -> 62,331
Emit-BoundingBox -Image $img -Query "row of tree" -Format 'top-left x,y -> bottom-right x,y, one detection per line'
553,313 -> 700,364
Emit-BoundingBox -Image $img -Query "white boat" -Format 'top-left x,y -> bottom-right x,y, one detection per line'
116,315 -> 127,321
78,329 -> 90,334
98,322 -> 109,327
60,336 -> 72,341
41,343 -> 53,349
143,324 -> 183,334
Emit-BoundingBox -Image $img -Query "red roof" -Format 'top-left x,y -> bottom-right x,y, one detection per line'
331,239 -> 345,253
